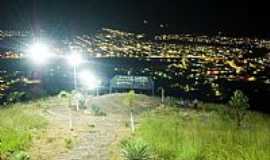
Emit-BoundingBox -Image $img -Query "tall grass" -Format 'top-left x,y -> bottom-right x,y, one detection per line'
135,107 -> 270,160
0,102 -> 48,159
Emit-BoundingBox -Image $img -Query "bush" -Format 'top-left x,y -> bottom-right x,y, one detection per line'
64,138 -> 74,150
6,92 -> 27,104
121,138 -> 153,160
124,90 -> 136,108
58,90 -> 71,98
71,91 -> 86,109
91,104 -> 106,116
228,90 -> 250,127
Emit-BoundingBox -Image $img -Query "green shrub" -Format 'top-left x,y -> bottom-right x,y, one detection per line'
91,104 -> 106,116
121,138 -> 153,160
58,90 -> 71,98
228,90 -> 250,127
124,90 -> 136,108
71,91 -> 86,109
64,138 -> 74,150
6,92 -> 26,104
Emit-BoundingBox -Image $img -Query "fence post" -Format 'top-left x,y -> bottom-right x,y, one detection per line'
161,87 -> 165,105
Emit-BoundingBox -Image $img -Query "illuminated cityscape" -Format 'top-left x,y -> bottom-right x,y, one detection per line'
1,29 -> 269,99
1,1 -> 270,160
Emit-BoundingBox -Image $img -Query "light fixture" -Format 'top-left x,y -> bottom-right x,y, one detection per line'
67,52 -> 83,66
78,70 -> 101,90
26,42 -> 53,65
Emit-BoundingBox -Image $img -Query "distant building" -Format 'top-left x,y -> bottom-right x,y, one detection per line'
109,75 -> 154,95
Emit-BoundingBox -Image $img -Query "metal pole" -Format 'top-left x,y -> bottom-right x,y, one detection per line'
109,80 -> 112,94
74,64 -> 79,112
161,88 -> 165,105
96,87 -> 99,96
74,64 -> 77,89
152,81 -> 155,96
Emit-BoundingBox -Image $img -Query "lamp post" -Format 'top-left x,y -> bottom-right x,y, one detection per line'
27,42 -> 75,130
26,41 -> 53,94
67,52 -> 83,112
66,52 -> 83,130
73,62 -> 78,90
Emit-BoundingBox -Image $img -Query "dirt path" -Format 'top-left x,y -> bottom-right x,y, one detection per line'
59,115 -> 127,159
43,108 -> 128,160
29,94 -> 159,160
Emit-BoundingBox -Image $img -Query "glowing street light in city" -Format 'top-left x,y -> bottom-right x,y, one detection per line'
67,52 -> 83,90
67,52 -> 83,66
78,70 -> 101,90
26,42 -> 53,65
65,51 -> 84,128
67,51 -> 84,112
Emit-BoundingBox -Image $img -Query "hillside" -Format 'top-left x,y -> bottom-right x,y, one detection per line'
1,93 -> 270,160
0,93 -> 160,160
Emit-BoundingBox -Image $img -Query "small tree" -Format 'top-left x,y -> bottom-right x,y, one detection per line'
228,90 -> 250,127
125,90 -> 136,133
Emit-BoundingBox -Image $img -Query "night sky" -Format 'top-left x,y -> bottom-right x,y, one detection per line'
0,0 -> 268,37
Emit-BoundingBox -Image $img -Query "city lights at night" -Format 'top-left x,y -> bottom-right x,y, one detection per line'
0,1 -> 269,160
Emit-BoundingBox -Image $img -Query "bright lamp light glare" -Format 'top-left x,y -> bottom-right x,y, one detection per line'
67,53 -> 83,66
78,70 -> 101,90
27,42 -> 52,64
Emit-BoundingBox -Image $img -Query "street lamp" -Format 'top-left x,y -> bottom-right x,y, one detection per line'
67,52 -> 83,111
26,42 -> 53,65
79,70 -> 101,97
78,70 -> 101,90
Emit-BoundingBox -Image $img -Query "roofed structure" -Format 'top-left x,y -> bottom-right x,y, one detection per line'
109,75 -> 154,95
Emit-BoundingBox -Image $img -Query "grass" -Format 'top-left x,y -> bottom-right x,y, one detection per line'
64,138 -> 74,150
1,94 -> 269,160
133,106 -> 270,160
0,101 -> 48,159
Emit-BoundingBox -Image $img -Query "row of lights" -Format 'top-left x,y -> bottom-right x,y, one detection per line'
26,40 -> 102,126
26,41 -> 101,91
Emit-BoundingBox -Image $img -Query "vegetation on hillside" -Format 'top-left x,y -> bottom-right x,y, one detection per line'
0,101 -> 48,159
0,91 -> 269,160
125,107 -> 270,160
118,91 -> 270,160
228,90 -> 250,127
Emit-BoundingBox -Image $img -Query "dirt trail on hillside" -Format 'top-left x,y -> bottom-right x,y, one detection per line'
29,94 -> 159,160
